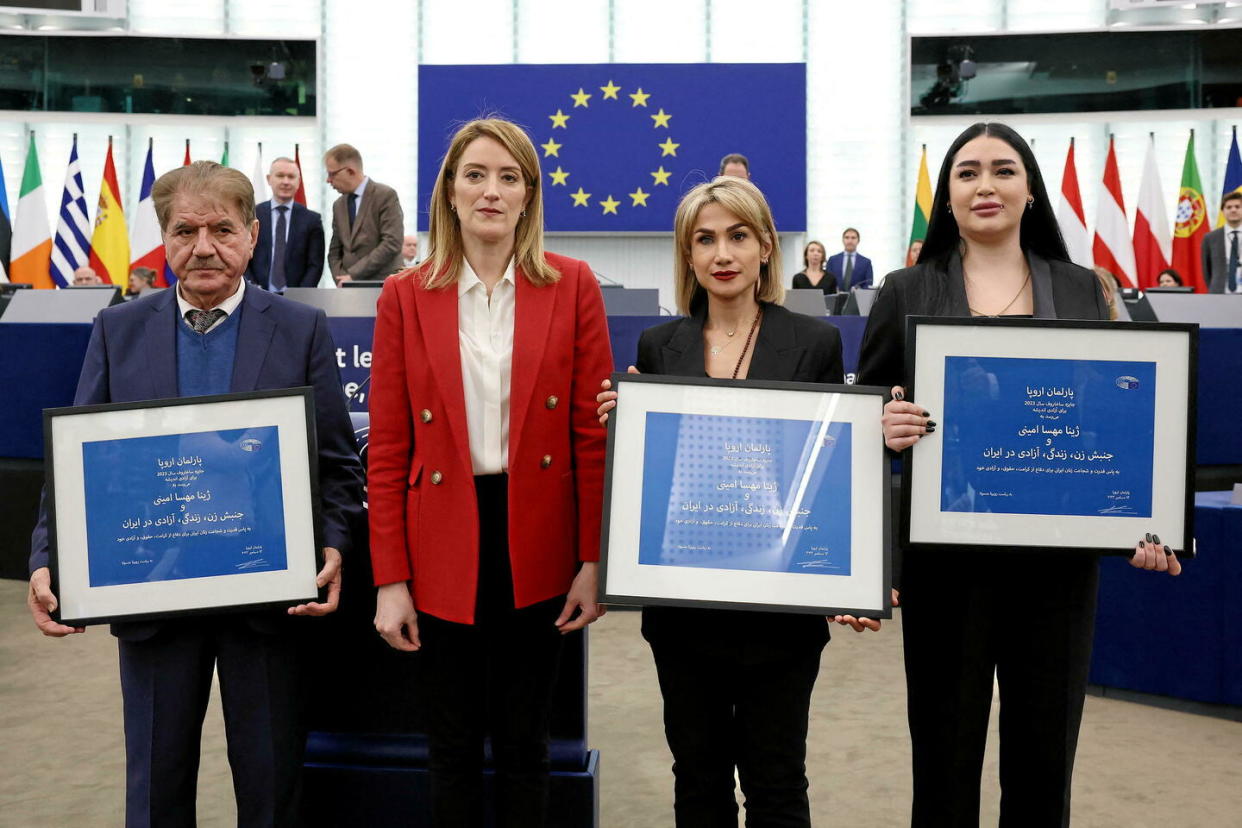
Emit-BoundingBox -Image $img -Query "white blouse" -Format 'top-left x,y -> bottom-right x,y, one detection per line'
457,258 -> 516,475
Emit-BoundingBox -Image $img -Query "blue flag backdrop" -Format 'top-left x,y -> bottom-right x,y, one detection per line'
417,63 -> 806,233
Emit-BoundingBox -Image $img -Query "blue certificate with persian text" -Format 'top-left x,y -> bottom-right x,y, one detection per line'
81,426 -> 288,587
940,356 -> 1156,518
638,412 -> 853,575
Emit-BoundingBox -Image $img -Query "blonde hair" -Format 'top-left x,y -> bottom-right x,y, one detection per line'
152,161 -> 256,232
672,177 -> 784,315
420,118 -> 558,289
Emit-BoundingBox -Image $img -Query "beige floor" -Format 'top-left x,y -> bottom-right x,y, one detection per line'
2,578 -> 1238,827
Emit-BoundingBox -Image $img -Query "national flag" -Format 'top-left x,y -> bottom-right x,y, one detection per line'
9,133 -> 54,289
1056,138 -> 1092,268
1092,135 -> 1136,288
1133,134 -> 1171,289
220,141 -> 230,167
293,144 -> 307,206
50,134 -> 93,288
183,139 -> 191,165
1217,126 -> 1241,228
0,152 -> 12,282
1172,130 -> 1209,293
907,144 -> 932,266
86,137 -> 130,286
418,63 -> 807,231
251,142 -> 269,204
130,138 -> 168,287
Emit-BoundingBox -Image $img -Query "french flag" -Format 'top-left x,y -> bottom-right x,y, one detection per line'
1133,134 -> 1171,289
1092,135 -> 1137,288
130,139 -> 169,286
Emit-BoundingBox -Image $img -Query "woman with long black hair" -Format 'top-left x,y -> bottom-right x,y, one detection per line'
858,122 -> 1180,827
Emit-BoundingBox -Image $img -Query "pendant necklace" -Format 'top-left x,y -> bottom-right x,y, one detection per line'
708,311 -> 756,356
966,266 -> 1031,317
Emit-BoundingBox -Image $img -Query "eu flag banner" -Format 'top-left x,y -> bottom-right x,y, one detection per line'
417,64 -> 807,233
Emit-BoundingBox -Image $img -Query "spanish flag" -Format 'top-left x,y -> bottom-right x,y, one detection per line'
907,145 -> 932,266
9,132 -> 54,289
87,138 -> 129,286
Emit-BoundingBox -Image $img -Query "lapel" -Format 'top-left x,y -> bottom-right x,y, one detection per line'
230,286 -> 277,392
945,252 -> 973,315
347,182 -> 374,245
145,288 -> 180,399
509,266 -> 557,464
334,195 -> 353,245
747,305 -> 803,381
661,305 -> 708,377
1027,250 -> 1057,319
417,281 -> 474,476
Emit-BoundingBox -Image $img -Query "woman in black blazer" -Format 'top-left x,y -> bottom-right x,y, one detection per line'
791,239 -> 835,292
599,177 -> 875,827
858,122 -> 1181,827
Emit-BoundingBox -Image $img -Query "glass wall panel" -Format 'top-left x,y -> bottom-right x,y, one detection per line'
127,0 -> 224,35
1007,0 -> 1106,32
422,0 -> 513,64
517,0 -> 609,63
228,0 -> 319,39
710,0 -> 802,62
907,0 -> 1002,35
613,0 -> 706,63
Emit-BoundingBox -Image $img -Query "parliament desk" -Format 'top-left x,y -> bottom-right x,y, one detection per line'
1089,491 -> 1242,710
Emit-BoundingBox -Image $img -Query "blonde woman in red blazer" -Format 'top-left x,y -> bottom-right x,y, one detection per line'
368,118 -> 613,826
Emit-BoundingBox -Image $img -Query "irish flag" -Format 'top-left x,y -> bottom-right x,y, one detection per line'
1133,134 -> 1171,289
9,133 -> 54,289
907,145 -> 931,266
87,138 -> 129,286
1172,130 -> 1208,293
1092,135 -> 1136,288
1056,138 -> 1092,268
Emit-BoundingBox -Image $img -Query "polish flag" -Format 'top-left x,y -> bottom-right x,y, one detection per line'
130,139 -> 168,287
1132,135 -> 1171,289
1056,138 -> 1091,268
1092,135 -> 1136,288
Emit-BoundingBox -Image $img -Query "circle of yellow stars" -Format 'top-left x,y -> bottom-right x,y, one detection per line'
540,79 -> 678,216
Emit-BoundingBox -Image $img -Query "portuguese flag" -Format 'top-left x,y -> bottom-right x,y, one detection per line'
1171,130 -> 1208,293
907,145 -> 932,266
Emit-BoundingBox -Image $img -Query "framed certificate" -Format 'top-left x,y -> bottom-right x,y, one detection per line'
45,388 -> 323,626
903,317 -> 1197,556
600,374 -> 892,618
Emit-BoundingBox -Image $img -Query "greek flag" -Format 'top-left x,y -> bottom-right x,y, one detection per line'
51,134 -> 92,288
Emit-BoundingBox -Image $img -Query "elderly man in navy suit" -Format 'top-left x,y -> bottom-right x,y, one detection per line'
826,227 -> 874,291
245,156 -> 325,291
27,161 -> 363,828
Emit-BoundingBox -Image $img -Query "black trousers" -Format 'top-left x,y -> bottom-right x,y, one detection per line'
648,633 -> 824,828
901,552 -> 1100,828
418,474 -> 565,828
118,617 -> 305,828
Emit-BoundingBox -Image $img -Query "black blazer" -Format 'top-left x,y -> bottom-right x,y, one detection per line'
635,301 -> 843,658
857,250 -> 1109,390
245,200 -> 326,290
791,270 -> 837,293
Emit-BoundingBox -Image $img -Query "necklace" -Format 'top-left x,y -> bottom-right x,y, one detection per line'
725,307 -> 760,379
966,266 -> 1031,317
707,310 -> 756,355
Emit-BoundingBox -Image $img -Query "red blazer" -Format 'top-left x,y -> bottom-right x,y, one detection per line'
367,251 -> 614,624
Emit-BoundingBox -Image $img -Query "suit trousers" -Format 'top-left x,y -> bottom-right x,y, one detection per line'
118,616 -> 305,828
418,474 -> 566,828
648,633 -> 824,828
901,551 -> 1100,828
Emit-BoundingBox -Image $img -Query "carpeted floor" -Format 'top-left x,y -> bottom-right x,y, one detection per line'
1,579 -> 1238,826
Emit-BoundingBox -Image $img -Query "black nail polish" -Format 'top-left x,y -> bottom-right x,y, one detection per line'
925,426 -> 936,433
1145,533 -> 1153,544
1139,540 -> 1145,548
921,410 -> 929,417
1152,533 -> 1162,546
927,420 -> 937,428
893,391 -> 904,401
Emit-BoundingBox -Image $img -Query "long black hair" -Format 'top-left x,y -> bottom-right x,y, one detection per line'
920,122 -> 1068,267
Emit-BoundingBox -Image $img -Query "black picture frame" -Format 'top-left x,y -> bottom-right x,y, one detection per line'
45,387 -> 324,626
599,373 -> 892,618
902,316 -> 1197,556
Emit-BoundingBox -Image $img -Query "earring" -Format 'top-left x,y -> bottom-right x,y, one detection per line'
449,204 -> 456,213
1026,196 -> 1035,210
946,204 -> 953,214
520,210 -> 527,217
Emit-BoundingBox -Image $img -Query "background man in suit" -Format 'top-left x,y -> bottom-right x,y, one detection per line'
401,234 -> 418,267
1203,191 -> 1242,293
245,156 -> 325,292
827,227 -> 874,291
718,152 -> 750,179
324,144 -> 404,285
27,161 -> 363,828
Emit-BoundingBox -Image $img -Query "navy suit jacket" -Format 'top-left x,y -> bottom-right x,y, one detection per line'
826,251 -> 874,291
245,200 -> 326,289
29,285 -> 364,638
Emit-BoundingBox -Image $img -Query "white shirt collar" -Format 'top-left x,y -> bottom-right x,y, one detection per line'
352,176 -> 369,201
458,257 -> 516,297
176,278 -> 247,326
272,197 -> 294,209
